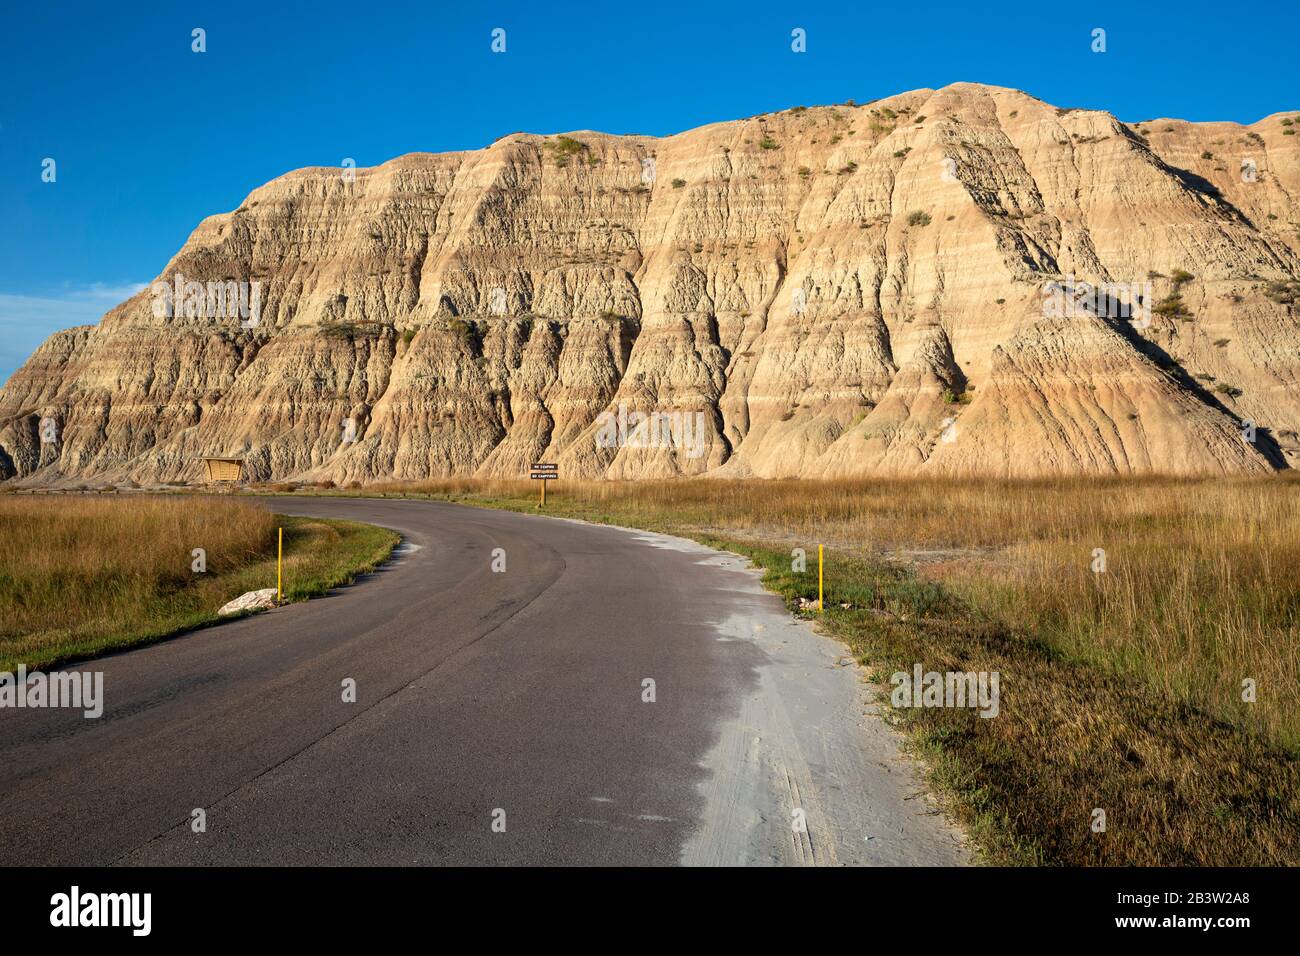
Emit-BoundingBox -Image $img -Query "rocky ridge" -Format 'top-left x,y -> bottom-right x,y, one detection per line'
3,82 -> 1299,484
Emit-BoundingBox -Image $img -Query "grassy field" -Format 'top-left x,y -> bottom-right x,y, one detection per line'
316,475 -> 1299,866
0,495 -> 398,671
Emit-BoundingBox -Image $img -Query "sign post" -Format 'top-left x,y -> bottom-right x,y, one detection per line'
529,463 -> 558,508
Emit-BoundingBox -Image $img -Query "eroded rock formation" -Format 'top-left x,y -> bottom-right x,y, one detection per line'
3,83 -> 1299,484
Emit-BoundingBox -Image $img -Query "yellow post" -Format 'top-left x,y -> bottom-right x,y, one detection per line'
540,479 -> 546,508
277,527 -> 283,603
818,544 -> 824,613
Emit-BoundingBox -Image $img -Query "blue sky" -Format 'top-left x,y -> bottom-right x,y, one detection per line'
1,0 -> 1296,382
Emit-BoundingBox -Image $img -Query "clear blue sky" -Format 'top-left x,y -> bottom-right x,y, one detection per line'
1,0 -> 1296,381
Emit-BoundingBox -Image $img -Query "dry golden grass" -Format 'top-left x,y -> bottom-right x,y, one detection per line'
0,496 -> 274,651
0,495 -> 397,669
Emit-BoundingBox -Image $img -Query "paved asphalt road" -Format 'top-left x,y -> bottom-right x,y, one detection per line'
0,497 -> 968,866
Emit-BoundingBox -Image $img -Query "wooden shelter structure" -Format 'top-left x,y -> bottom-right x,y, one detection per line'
201,457 -> 244,482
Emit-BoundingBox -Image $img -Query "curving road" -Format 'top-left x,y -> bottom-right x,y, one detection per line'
0,497 -> 968,866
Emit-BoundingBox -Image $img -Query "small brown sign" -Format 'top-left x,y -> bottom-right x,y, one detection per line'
530,463 -> 558,480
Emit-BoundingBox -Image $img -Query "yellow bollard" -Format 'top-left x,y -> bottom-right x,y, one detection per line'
277,527 -> 283,604
818,544 -> 824,613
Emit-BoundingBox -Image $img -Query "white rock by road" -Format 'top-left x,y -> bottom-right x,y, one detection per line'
218,588 -> 279,616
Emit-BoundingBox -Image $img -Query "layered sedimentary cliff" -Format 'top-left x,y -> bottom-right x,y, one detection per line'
3,82 -> 1299,484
